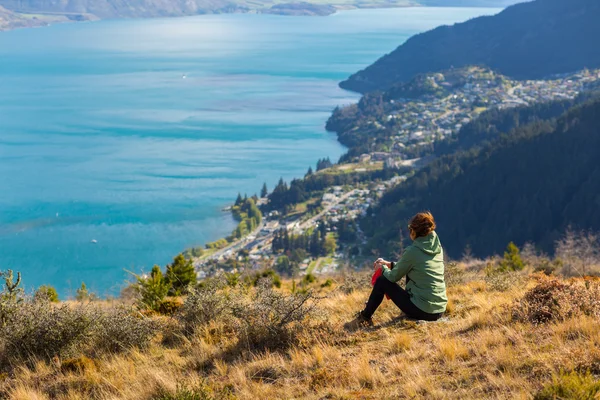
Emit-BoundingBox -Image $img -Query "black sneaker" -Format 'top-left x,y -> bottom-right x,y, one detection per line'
343,311 -> 374,332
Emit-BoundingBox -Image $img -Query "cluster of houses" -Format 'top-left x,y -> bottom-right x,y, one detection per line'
192,174 -> 408,279
361,68 -> 600,164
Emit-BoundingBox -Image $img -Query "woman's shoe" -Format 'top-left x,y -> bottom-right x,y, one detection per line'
343,311 -> 374,331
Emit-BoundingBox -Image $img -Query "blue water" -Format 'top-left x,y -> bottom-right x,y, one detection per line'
0,7 -> 498,297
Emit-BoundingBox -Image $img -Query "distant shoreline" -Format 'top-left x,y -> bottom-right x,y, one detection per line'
0,2 -> 506,32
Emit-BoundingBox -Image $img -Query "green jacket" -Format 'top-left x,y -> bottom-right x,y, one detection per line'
382,231 -> 448,314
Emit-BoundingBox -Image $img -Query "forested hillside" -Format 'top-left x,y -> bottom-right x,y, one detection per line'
361,98 -> 600,258
341,0 -> 600,93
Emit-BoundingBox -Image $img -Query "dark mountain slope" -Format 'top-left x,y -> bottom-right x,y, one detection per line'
361,97 -> 600,258
341,0 -> 600,93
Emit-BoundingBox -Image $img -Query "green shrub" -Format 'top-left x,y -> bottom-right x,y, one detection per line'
535,370 -> 600,400
534,258 -> 563,276
75,282 -> 97,302
499,242 -> 525,271
321,279 -> 333,288
245,269 -> 282,289
34,285 -> 59,303
0,269 -> 24,325
165,254 -> 196,296
153,381 -> 233,400
302,273 -> 316,285
133,265 -> 171,312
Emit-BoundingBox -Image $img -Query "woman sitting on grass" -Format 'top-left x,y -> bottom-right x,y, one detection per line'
346,212 -> 447,329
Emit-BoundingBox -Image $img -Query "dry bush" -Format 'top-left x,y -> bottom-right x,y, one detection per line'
338,270 -> 370,295
233,279 -> 323,352
484,265 -> 522,292
513,276 -> 600,324
92,306 -> 160,354
176,276 -> 234,337
555,229 -> 600,277
445,262 -> 468,287
0,299 -> 98,364
0,297 -> 159,366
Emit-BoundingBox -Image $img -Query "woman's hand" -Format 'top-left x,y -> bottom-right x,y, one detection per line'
374,258 -> 391,270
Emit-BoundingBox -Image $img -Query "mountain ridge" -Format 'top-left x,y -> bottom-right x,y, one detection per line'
341,0 -> 600,93
0,0 -> 522,31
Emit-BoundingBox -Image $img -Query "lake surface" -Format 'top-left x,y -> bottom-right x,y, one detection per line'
0,7 -> 498,297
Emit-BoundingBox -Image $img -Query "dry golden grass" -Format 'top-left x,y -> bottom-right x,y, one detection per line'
2,270 -> 600,400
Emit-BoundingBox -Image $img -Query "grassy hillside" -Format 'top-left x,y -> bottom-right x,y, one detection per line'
341,0 -> 600,93
1,249 -> 599,399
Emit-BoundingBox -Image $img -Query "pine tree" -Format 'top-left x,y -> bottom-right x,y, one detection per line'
75,282 -> 94,301
306,166 -> 313,176
165,254 -> 196,295
499,242 -> 525,271
235,193 -> 243,206
135,265 -> 170,311
261,183 -> 268,198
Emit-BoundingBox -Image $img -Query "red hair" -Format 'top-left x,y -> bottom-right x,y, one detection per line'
409,212 -> 436,238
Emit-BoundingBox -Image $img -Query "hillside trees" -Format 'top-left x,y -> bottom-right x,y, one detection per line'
165,254 -> 196,295
361,98 -> 600,258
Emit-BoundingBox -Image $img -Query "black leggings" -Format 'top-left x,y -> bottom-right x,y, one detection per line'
362,275 -> 442,321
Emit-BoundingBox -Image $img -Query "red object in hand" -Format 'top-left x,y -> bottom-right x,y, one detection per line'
371,267 -> 390,300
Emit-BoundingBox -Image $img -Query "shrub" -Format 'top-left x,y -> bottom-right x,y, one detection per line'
0,299 -> 159,365
245,269 -> 282,288
158,297 -> 184,316
165,254 -> 196,296
445,262 -> 467,287
34,285 -> 59,303
498,242 -> 524,271
485,260 -> 521,292
534,370 -> 600,400
0,300 -> 98,362
233,279 -> 321,351
92,306 -> 159,354
513,277 -> 600,324
555,229 -> 600,277
321,279 -> 333,288
302,273 -> 316,285
153,381 -> 233,400
533,258 -> 563,276
75,282 -> 96,302
0,269 -> 24,326
177,277 -> 231,337
133,265 -> 171,312
339,270 -> 370,295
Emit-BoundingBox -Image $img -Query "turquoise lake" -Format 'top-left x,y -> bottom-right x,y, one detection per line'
0,7 -> 498,297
